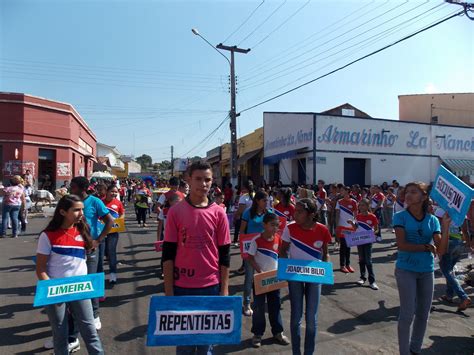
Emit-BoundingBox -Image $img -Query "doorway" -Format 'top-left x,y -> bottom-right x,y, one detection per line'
344,158 -> 366,186
38,149 -> 56,191
297,158 -> 306,185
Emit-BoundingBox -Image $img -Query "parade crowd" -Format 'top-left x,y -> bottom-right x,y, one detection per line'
1,163 -> 472,355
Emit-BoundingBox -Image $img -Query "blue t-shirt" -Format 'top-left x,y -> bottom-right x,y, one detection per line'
83,195 -> 110,240
393,210 -> 441,272
242,208 -> 275,234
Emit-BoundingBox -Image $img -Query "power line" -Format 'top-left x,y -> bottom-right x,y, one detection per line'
241,0 -> 414,85
223,0 -> 266,43
240,2 -> 447,91
238,10 -> 465,115
251,0 -> 311,49
242,0 -> 386,77
237,0 -> 287,46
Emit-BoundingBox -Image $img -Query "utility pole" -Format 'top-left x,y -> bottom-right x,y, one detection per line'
216,43 -> 250,188
171,145 -> 174,177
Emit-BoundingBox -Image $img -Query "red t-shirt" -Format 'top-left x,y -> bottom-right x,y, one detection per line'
164,199 -> 231,288
282,223 -> 331,260
275,203 -> 296,220
317,189 -> 327,205
103,198 -> 124,219
371,192 -> 385,209
355,213 -> 378,232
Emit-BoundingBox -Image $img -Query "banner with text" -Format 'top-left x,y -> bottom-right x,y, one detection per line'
146,296 -> 242,346
344,230 -> 376,247
430,165 -> 474,227
254,269 -> 288,295
277,259 -> 334,285
33,273 -> 105,307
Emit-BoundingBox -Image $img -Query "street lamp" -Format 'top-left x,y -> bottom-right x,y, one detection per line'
191,28 -> 230,66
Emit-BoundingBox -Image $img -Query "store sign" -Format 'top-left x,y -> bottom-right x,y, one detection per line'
33,273 -> 105,307
146,296 -> 242,346
430,165 -> 474,226
277,259 -> 334,285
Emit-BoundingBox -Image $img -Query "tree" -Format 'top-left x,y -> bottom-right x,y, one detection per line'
159,160 -> 172,170
136,154 -> 152,170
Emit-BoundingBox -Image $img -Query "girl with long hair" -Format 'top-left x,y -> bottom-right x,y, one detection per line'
393,182 -> 449,355
36,195 -> 104,354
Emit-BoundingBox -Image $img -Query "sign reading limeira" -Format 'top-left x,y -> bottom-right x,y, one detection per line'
33,273 -> 105,307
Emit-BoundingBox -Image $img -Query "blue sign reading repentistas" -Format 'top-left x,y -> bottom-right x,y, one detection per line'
33,273 -> 105,307
430,165 -> 474,227
146,296 -> 242,347
277,258 -> 334,285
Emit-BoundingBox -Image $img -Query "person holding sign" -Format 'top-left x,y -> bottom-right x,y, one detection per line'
393,182 -> 449,355
247,213 -> 290,348
280,198 -> 331,355
162,162 -> 231,355
348,199 -> 379,290
101,185 -> 125,285
335,186 -> 358,273
36,195 -> 104,355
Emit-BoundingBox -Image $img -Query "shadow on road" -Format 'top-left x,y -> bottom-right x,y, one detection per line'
326,300 -> 399,334
425,335 -> 474,354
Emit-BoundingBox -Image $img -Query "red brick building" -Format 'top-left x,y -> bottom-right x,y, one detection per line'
0,92 -> 97,190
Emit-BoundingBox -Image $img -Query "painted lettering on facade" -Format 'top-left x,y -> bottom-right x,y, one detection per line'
317,125 -> 399,147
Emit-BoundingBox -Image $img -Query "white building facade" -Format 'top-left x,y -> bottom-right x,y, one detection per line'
263,112 -> 474,186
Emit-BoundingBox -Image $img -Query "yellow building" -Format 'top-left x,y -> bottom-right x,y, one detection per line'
399,93 -> 474,127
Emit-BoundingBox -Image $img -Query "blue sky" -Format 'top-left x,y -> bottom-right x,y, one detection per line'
1,0 -> 473,162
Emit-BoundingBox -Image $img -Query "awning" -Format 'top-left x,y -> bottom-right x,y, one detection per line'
237,149 -> 262,165
263,148 -> 303,165
442,158 -> 474,177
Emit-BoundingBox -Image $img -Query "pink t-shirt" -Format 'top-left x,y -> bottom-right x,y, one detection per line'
164,198 -> 231,288
3,185 -> 24,206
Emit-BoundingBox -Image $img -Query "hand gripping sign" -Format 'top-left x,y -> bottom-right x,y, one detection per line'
146,296 -> 242,346
430,165 -> 474,227
344,230 -> 376,248
33,273 -> 105,307
239,233 -> 259,260
110,217 -> 126,233
254,269 -> 288,295
154,240 -> 164,252
277,259 -> 334,285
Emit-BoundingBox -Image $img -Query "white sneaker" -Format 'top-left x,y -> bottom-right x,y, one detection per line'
356,279 -> 365,286
43,337 -> 80,352
109,272 -> 117,283
370,282 -> 379,290
94,316 -> 102,330
69,338 -> 81,353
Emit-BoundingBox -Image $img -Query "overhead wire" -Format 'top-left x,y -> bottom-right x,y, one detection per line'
222,0 -> 266,43
240,1 -> 446,91
237,0 -> 288,46
250,0 -> 311,49
238,9 -> 465,115
242,0 -> 385,77
241,0 -> 415,86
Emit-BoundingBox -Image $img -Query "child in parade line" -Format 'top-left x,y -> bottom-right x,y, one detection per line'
383,187 -> 396,230
214,191 -> 226,210
280,198 -> 331,355
162,162 -> 230,355
335,186 -> 358,273
393,182 -> 449,355
370,185 -> 385,239
316,180 -> 328,226
240,190 -> 272,317
247,213 -> 290,348
233,180 -> 255,246
134,181 -> 151,227
275,187 -> 295,221
348,199 -> 380,290
100,185 -> 125,285
36,195 -> 104,355
433,207 -> 472,311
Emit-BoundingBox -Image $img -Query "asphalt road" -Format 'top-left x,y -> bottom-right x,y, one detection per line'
1,205 -> 473,355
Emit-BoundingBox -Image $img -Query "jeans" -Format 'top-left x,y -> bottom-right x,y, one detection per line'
319,210 -> 328,227
439,239 -> 468,301
251,289 -> 283,336
233,218 -> 241,243
46,300 -> 104,355
288,281 -> 321,355
374,209 -> 383,238
357,243 -> 375,284
243,259 -> 254,306
384,206 -> 394,228
105,233 -> 119,274
0,204 -> 20,236
339,238 -> 351,267
87,249 -> 100,318
97,240 -> 106,274
395,268 -> 433,355
174,284 -> 220,355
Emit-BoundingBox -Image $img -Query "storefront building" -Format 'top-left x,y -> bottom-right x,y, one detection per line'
0,92 -> 97,190
263,112 -> 474,187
